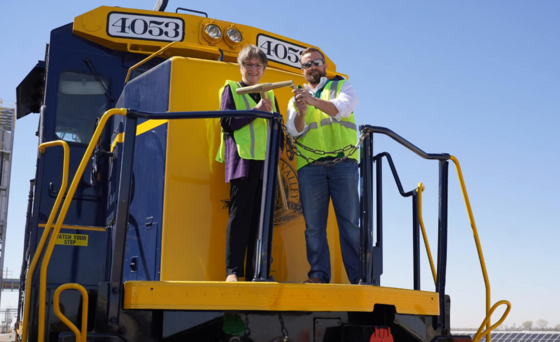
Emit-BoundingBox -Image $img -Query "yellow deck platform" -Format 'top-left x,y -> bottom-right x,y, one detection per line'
123,281 -> 439,315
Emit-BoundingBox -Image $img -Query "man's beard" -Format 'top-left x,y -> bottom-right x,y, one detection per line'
305,68 -> 326,85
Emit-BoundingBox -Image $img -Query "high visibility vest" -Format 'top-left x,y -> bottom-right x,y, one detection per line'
292,80 -> 358,170
216,80 -> 276,162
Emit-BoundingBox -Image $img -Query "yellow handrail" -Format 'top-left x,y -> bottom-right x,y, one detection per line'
35,109 -> 127,342
21,141 -> 70,342
472,300 -> 511,342
125,41 -> 178,83
53,283 -> 89,342
416,183 -> 437,285
124,41 -> 221,83
450,155 -> 511,342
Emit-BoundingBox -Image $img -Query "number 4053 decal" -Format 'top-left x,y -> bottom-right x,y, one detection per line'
107,12 -> 185,42
257,34 -> 306,69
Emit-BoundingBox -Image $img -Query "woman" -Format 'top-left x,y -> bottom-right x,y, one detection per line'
217,45 -> 281,282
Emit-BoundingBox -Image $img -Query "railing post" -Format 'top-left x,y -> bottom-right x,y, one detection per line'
436,160 -> 449,330
107,115 -> 137,325
253,115 -> 280,281
359,127 -> 374,284
373,153 -> 383,286
412,193 -> 420,290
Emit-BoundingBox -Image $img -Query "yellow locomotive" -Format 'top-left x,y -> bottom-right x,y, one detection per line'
13,2 -> 509,341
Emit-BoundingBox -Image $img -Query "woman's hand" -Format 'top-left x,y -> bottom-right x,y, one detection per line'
254,98 -> 273,112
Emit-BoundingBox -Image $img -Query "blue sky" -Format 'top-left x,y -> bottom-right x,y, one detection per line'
1,0 -> 559,330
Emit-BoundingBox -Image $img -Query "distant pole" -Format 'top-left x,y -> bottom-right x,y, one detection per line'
0,100 -> 15,310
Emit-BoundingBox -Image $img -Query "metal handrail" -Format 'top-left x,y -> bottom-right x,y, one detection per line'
363,125 -> 450,161
33,109 -> 127,342
370,152 -> 436,289
21,141 -> 69,342
374,152 -> 416,197
472,300 -> 511,342
16,180 -> 34,340
360,127 -> 447,287
364,126 -> 509,339
367,128 -> 450,321
450,156 -> 511,342
53,283 -> 89,342
125,108 -> 282,120
416,183 -> 437,285
124,41 -> 222,83
125,41 -> 178,83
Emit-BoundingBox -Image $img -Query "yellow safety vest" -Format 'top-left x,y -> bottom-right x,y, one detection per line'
216,80 -> 276,162
293,80 -> 358,170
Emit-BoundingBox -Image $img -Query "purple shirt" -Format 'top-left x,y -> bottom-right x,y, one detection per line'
220,82 -> 282,183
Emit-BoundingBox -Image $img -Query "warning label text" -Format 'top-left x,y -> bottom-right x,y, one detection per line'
55,233 -> 88,247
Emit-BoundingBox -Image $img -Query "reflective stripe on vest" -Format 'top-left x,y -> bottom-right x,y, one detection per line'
296,80 -> 358,169
215,80 -> 275,162
298,118 -> 358,140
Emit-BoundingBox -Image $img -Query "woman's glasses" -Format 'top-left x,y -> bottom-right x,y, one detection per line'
301,59 -> 325,69
243,63 -> 264,70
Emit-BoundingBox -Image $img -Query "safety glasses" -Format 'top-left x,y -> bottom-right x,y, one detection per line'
301,59 -> 325,69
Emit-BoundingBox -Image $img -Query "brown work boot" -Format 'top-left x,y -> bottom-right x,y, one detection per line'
303,277 -> 322,284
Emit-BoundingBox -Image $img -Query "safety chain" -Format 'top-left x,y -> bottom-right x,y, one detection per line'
278,312 -> 289,341
278,117 -> 373,165
244,313 -> 251,337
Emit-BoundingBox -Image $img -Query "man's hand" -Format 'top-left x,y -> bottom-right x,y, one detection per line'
254,98 -> 273,112
293,87 -> 338,117
295,99 -> 308,117
292,89 -> 309,133
294,88 -> 313,106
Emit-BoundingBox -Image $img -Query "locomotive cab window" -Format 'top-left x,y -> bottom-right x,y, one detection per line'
55,72 -> 108,143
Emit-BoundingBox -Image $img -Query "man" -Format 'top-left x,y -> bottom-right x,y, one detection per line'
287,47 -> 360,284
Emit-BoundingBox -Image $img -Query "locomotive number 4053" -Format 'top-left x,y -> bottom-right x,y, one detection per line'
107,12 -> 185,42
257,34 -> 306,69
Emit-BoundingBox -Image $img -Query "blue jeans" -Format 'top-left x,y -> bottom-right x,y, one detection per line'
298,159 -> 361,284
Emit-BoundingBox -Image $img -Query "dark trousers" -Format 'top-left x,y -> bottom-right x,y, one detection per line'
225,160 -> 263,279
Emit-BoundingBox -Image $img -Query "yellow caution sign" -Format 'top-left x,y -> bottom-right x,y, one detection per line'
55,233 -> 88,247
